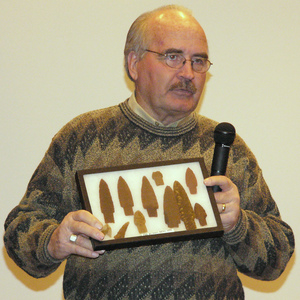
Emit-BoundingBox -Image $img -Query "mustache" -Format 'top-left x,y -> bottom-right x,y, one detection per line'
169,80 -> 197,94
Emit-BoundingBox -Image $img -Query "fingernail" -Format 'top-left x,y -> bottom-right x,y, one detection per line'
96,224 -> 103,230
92,252 -> 99,258
96,231 -> 104,241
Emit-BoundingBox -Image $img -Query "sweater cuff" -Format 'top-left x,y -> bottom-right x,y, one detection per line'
222,209 -> 248,245
37,224 -> 64,265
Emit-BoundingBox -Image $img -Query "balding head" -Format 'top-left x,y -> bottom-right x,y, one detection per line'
124,5 -> 207,81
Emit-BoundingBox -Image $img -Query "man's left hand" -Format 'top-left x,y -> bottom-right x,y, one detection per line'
204,176 -> 241,233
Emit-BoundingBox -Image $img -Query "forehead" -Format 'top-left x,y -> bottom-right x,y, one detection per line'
148,12 -> 208,54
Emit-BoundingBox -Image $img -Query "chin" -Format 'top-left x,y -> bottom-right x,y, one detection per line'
170,98 -> 198,112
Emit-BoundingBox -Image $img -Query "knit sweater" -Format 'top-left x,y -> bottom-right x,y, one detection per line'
4,100 -> 294,299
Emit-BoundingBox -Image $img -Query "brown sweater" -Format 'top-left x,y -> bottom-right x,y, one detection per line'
4,100 -> 294,299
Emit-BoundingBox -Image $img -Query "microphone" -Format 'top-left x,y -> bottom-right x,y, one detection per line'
210,122 -> 236,192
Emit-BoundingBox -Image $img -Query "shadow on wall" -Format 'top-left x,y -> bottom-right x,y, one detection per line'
239,252 -> 296,294
3,247 -> 65,299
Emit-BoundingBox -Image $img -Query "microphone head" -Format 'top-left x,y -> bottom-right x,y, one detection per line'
214,122 -> 236,146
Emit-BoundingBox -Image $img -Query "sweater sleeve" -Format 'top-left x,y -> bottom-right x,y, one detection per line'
4,123 -> 82,278
222,137 -> 294,281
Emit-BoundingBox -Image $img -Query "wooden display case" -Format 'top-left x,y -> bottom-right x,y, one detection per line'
76,158 -> 223,250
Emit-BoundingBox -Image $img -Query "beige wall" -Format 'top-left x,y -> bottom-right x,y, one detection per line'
1,1 -> 299,299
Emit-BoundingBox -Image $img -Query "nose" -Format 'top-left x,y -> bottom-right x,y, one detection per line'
177,60 -> 195,80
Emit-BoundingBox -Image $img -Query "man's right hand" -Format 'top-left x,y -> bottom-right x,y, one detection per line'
47,210 -> 105,260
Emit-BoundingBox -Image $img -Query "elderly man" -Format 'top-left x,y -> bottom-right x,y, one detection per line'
4,5 -> 294,299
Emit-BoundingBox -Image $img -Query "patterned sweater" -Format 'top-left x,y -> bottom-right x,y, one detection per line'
4,100 -> 294,299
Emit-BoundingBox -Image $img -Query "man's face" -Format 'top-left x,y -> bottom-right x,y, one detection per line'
129,13 -> 209,125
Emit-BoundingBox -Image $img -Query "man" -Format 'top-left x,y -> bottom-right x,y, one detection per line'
4,5 -> 294,299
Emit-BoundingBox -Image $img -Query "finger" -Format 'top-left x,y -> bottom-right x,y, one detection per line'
70,234 -> 93,249
213,188 -> 230,203
71,210 -> 103,230
70,241 -> 100,258
69,234 -> 106,257
204,176 -> 231,189
217,202 -> 229,214
66,211 -> 105,242
70,220 -> 104,242
71,234 -> 104,252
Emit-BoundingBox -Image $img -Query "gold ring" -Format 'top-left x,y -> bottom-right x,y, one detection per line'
69,234 -> 78,243
222,203 -> 226,213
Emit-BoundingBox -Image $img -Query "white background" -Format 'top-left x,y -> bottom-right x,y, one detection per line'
1,1 -> 299,299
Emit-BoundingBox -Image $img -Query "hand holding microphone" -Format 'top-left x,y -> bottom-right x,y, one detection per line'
204,122 -> 240,232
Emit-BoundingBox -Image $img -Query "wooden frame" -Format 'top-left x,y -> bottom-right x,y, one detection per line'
76,158 -> 223,250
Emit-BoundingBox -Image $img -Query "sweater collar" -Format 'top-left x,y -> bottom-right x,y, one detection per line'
119,97 -> 198,137
127,93 -> 195,128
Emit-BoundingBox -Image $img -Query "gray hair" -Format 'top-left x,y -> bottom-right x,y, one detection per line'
124,5 -> 193,81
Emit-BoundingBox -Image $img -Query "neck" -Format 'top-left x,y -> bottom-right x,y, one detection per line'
135,93 -> 191,127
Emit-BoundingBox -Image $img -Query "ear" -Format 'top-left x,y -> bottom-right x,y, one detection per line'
127,51 -> 139,81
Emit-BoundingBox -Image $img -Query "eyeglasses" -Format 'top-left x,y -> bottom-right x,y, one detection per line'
144,49 -> 212,73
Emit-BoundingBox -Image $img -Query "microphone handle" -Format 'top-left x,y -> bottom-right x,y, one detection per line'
211,143 -> 230,192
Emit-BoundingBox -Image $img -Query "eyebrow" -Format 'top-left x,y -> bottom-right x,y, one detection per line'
163,48 -> 208,59
164,48 -> 184,54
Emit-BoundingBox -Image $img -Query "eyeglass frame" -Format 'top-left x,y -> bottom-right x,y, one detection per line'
144,49 -> 213,73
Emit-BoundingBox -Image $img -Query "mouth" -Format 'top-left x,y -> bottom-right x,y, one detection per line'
172,88 -> 194,97
169,81 -> 197,95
